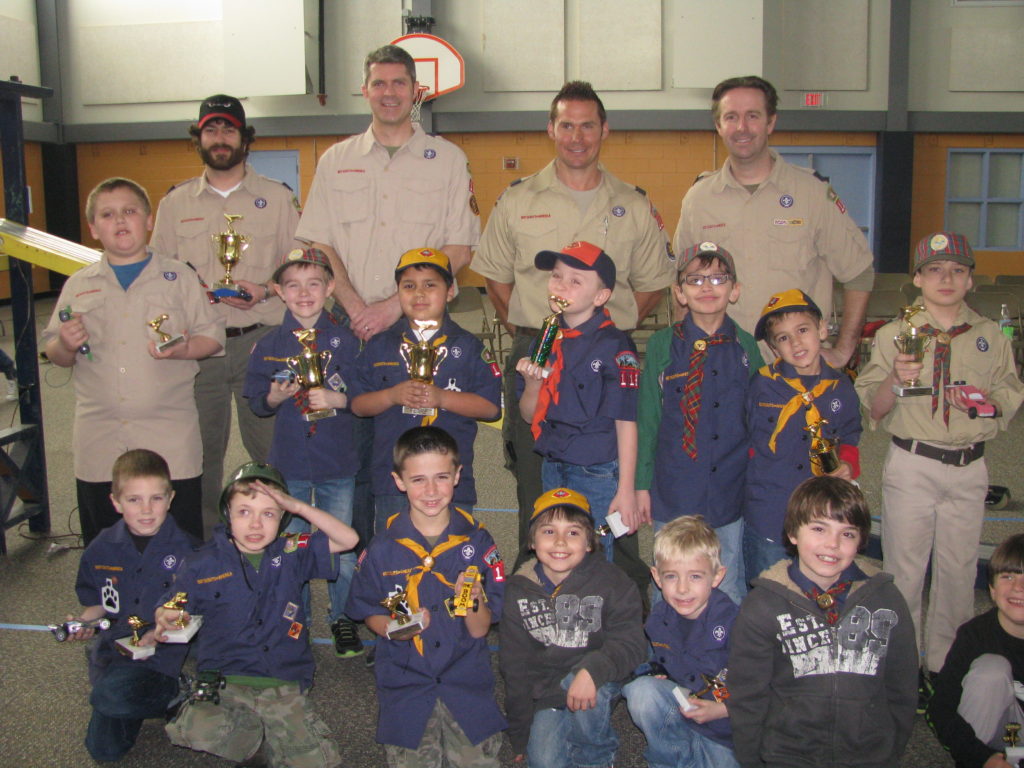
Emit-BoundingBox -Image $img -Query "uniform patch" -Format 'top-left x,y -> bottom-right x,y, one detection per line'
356,549 -> 368,569
328,372 -> 345,391
483,545 -> 505,582
163,271 -> 178,281
713,624 -> 727,642
611,205 -> 625,217
162,554 -> 177,570
830,398 -> 841,413
616,350 -> 640,389
424,149 -> 437,159
773,218 -> 804,226
591,359 -> 603,373
977,336 -> 989,352
444,377 -> 461,392
254,197 -> 267,209
469,194 -> 479,215
271,555 -> 282,568
461,544 -> 476,560
780,194 -> 794,208
649,201 -> 665,230
102,578 -> 120,613
482,349 -> 501,377
827,185 -> 847,214
741,352 -> 749,368
930,233 -> 949,252
451,345 -> 462,359
284,536 -> 298,553
288,621 -> 303,639
330,335 -> 341,348
283,602 -> 299,621
666,242 -> 676,261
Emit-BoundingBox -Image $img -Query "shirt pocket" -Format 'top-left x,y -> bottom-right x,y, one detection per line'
329,173 -> 371,224
515,216 -> 559,262
399,177 -> 445,224
763,211 -> 815,271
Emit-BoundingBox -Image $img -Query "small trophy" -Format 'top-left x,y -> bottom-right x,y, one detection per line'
531,295 -> 571,378
210,213 -> 251,299
1004,722 -> 1024,764
892,305 -> 932,397
805,419 -> 841,476
286,328 -> 337,421
148,314 -> 185,353
693,669 -> 730,703
381,587 -> 427,641
399,320 -> 448,417
114,615 -> 156,660
160,592 -> 203,643
595,512 -> 630,539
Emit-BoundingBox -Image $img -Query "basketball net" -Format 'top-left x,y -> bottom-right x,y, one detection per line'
410,85 -> 431,124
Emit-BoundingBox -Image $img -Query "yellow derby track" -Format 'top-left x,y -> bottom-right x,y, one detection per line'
0,219 -> 100,276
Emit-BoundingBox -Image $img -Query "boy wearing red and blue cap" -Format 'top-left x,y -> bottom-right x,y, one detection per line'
516,241 -> 642,582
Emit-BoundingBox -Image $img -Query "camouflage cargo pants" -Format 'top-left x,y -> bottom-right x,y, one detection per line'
166,681 -> 341,768
383,699 -> 501,768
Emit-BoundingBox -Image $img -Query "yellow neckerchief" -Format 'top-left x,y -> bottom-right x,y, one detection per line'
401,329 -> 449,426
391,508 -> 474,655
759,362 -> 838,453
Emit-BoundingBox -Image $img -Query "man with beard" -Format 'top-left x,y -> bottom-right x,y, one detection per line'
151,94 -> 301,535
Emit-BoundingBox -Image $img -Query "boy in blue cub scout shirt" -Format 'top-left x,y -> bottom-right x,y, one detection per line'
158,462 -> 357,768
68,449 -> 197,763
349,248 -> 502,533
346,426 -> 506,766
744,289 -> 861,583
516,240 -> 641,565
623,515 -> 740,768
244,246 -> 363,658
636,242 -> 762,605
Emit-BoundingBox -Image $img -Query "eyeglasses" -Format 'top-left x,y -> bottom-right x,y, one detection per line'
682,273 -> 732,287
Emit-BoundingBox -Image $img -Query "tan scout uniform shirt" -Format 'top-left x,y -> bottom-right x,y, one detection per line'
295,124 -> 479,305
150,165 -> 300,328
473,161 -> 674,330
854,302 -> 1024,446
42,252 -> 226,481
675,150 -> 873,335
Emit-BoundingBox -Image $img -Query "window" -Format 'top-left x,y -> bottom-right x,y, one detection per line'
946,150 -> 1024,249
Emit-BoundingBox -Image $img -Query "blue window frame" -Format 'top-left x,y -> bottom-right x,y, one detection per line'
946,149 -> 1024,250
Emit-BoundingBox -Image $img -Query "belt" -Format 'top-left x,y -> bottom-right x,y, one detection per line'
226,323 -> 263,338
892,436 -> 985,467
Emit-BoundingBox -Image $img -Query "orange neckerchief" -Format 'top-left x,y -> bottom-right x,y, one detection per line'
759,362 -> 838,453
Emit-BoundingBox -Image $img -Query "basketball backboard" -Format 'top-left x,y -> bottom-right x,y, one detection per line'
390,33 -> 465,101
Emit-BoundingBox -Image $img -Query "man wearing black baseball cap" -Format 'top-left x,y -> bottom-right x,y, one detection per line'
151,94 -> 301,536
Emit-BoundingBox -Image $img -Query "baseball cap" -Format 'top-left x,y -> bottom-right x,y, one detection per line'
198,94 -> 246,129
395,247 -> 454,283
678,241 -> 736,277
914,232 -> 975,272
535,241 -> 617,290
754,288 -> 822,341
272,247 -> 334,283
531,487 -> 592,520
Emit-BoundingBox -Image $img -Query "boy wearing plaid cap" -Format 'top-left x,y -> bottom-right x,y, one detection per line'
855,232 -> 1024,690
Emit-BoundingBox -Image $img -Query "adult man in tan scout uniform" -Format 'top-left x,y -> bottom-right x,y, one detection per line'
151,94 -> 300,534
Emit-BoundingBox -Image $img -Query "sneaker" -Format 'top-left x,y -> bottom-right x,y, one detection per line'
364,645 -> 376,668
331,618 -> 364,658
917,669 -> 934,714
5,379 -> 16,401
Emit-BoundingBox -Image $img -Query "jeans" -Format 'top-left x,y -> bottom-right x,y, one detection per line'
650,517 -> 745,608
743,525 -> 788,585
622,676 -> 739,768
541,459 -> 618,563
527,674 -> 622,768
86,664 -> 178,761
284,476 -> 356,626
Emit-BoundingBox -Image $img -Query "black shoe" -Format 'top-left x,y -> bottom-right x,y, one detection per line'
917,669 -> 934,714
331,618 -> 364,658
364,645 -> 376,668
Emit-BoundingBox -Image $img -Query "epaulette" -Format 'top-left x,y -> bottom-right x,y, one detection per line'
280,180 -> 295,192
634,185 -> 648,196
509,177 -> 526,187
694,170 -> 714,184
165,179 -> 192,195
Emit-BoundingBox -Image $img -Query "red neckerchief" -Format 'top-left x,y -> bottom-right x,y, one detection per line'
677,324 -> 730,460
919,322 -> 971,426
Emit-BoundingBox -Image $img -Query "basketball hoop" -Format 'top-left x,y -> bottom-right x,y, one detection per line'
410,84 -> 431,124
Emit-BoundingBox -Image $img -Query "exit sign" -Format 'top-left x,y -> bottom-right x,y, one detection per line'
803,92 -> 825,108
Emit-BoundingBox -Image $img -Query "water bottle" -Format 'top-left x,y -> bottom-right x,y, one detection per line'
1000,303 -> 1014,339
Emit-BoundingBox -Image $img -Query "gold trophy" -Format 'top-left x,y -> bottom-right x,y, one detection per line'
381,587 -> 426,640
805,419 -> 841,476
399,320 -> 448,417
595,512 -> 629,539
531,295 -> 571,378
1004,722 -> 1024,764
210,213 -> 251,299
892,305 -> 932,397
148,314 -> 185,353
115,615 -> 156,660
286,328 -> 337,421
160,591 -> 203,643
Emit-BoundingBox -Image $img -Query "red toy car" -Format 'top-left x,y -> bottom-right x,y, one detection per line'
946,381 -> 998,419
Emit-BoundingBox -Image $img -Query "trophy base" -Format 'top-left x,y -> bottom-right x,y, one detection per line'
402,406 -> 437,417
672,685 -> 697,713
386,612 -> 426,641
114,637 -> 155,660
156,335 -> 186,353
162,615 -> 202,643
303,408 -> 337,422
1007,746 -> 1024,763
892,383 -> 932,397
210,283 -> 253,301
596,511 -> 629,539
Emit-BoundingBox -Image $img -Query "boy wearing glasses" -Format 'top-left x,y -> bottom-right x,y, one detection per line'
636,242 -> 762,604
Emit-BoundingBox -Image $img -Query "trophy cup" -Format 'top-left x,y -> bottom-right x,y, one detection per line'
160,592 -> 203,643
531,295 -> 572,378
805,419 -> 841,476
892,305 -> 932,397
399,320 -> 448,417
148,314 -> 185,353
380,588 -> 427,640
114,615 -> 156,660
595,512 -> 630,539
210,213 -> 251,300
286,328 -> 337,421
1004,723 -> 1024,765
